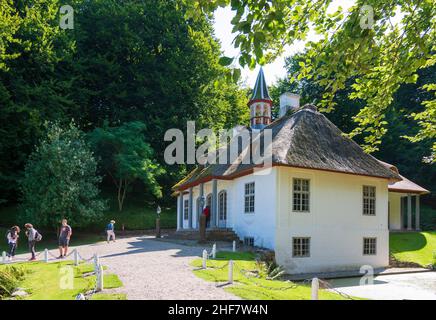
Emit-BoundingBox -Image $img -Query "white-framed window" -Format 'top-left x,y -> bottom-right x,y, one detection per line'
244,182 -> 255,213
244,237 -> 254,247
363,237 -> 377,255
363,186 -> 376,215
218,190 -> 227,221
292,178 -> 310,212
292,237 -> 310,257
183,199 -> 189,220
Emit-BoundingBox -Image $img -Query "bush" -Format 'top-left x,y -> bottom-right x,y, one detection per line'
20,122 -> 106,229
0,266 -> 26,299
256,251 -> 285,280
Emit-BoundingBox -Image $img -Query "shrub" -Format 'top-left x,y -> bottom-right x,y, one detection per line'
0,266 -> 26,299
256,251 -> 285,280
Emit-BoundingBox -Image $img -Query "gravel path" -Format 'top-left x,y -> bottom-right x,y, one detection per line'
14,236 -> 238,300
328,272 -> 436,300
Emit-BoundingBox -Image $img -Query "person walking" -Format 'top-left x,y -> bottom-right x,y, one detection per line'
6,226 -> 20,261
25,223 -> 38,261
106,220 -> 116,243
58,219 -> 72,259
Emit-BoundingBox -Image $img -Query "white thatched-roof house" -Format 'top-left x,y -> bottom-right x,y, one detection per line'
173,68 -> 430,275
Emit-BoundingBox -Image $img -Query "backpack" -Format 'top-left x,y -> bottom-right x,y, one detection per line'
5,230 -> 16,243
34,230 -> 43,242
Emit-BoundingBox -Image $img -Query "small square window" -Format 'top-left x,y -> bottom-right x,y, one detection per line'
363,237 -> 377,255
292,237 -> 310,257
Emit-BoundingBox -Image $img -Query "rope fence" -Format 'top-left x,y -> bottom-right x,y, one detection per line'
1,247 -> 105,299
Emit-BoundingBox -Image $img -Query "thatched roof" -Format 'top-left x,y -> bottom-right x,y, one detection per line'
174,105 -> 401,191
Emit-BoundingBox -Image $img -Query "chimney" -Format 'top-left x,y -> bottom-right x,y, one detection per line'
279,92 -> 300,117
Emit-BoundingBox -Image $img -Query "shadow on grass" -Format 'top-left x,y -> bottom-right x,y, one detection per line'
389,232 -> 427,253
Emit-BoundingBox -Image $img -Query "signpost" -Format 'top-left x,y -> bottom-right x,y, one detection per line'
156,205 -> 162,238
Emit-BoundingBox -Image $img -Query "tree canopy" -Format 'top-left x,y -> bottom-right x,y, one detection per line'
195,0 -> 435,160
89,122 -> 165,211
0,0 -> 249,204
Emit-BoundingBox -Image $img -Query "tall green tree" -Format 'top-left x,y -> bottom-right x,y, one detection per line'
89,122 -> 165,211
20,122 -> 106,229
0,0 -> 76,202
0,0 -> 249,204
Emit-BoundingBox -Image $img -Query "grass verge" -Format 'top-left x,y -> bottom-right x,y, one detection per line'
0,261 -> 123,300
191,252 -> 350,300
390,231 -> 436,267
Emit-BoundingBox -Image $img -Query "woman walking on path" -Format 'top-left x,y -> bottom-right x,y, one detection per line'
58,219 -> 72,259
106,220 -> 116,243
25,223 -> 38,261
6,226 -> 20,261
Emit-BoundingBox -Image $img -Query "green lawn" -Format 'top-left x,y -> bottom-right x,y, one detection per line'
99,204 -> 176,230
191,252 -> 349,300
0,261 -> 123,300
0,201 -> 176,233
390,231 -> 436,267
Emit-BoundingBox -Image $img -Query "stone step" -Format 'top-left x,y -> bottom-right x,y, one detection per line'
172,228 -> 239,241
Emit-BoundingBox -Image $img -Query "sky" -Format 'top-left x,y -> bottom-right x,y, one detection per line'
212,1 -> 355,88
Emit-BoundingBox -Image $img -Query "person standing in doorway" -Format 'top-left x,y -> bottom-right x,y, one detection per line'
106,220 -> 116,243
58,219 -> 72,259
203,206 -> 210,228
6,226 -> 20,261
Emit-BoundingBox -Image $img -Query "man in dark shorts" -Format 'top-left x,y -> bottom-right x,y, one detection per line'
58,219 -> 72,259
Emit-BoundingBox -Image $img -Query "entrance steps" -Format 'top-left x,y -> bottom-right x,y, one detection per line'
172,228 -> 239,241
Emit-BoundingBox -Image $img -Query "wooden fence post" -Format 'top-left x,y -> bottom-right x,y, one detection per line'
311,278 -> 319,300
228,260 -> 233,284
94,254 -> 99,273
74,249 -> 79,266
96,265 -> 104,291
199,214 -> 206,243
156,218 -> 161,238
212,243 -> 216,259
202,250 -> 207,269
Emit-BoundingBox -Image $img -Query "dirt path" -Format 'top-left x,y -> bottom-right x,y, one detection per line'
13,236 -> 238,300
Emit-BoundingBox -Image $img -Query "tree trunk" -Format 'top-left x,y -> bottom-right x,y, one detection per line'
117,178 -> 123,211
117,179 -> 130,212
